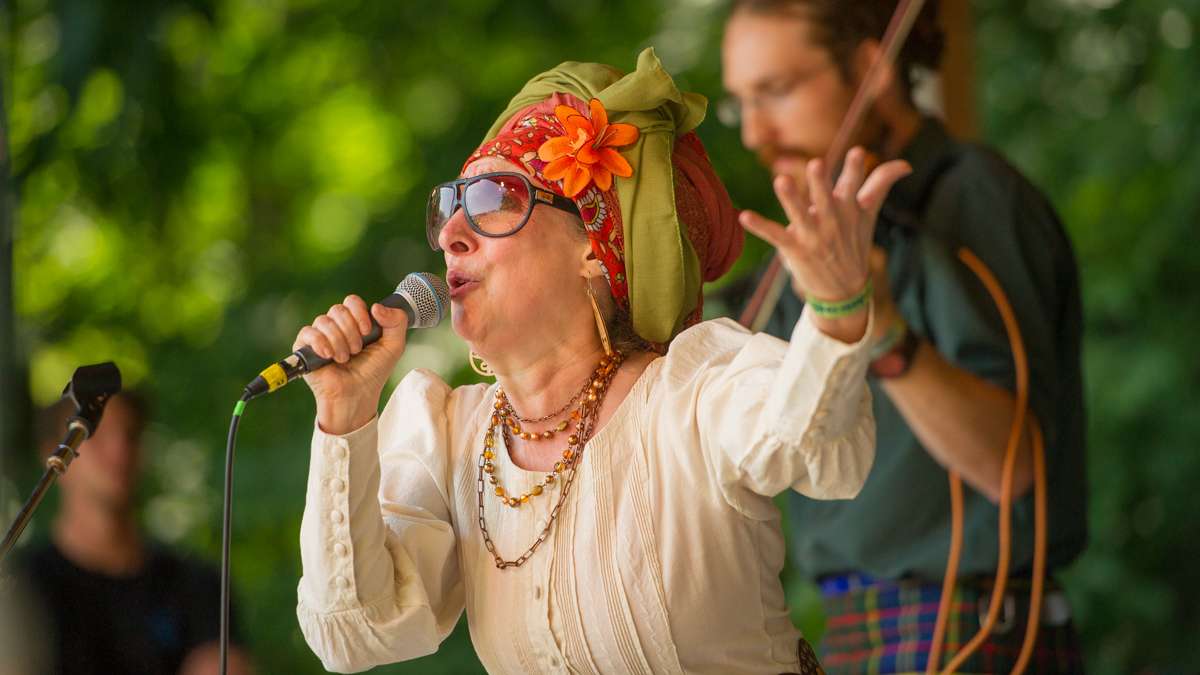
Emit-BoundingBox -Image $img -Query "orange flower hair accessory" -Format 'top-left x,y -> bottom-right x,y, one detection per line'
536,98 -> 640,198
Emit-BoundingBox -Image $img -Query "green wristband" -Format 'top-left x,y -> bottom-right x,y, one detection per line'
807,279 -> 873,318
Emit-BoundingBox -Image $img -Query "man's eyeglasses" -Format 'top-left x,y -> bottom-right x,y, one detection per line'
425,171 -> 580,252
716,63 -> 835,127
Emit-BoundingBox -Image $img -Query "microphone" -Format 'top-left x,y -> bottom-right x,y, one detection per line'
243,272 -> 450,400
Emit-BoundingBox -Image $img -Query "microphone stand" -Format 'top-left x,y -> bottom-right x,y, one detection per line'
0,419 -> 90,564
0,362 -> 121,567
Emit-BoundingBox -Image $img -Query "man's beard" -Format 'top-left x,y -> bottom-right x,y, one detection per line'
755,145 -> 816,176
755,116 -> 891,179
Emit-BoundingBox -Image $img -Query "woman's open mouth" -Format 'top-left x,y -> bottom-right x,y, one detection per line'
447,269 -> 480,299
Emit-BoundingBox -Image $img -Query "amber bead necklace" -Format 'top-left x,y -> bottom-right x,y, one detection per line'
476,351 -> 624,569
503,373 -> 592,440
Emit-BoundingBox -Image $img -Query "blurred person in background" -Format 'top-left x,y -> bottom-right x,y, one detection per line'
10,391 -> 254,675
721,1 -> 1087,672
292,49 -> 910,673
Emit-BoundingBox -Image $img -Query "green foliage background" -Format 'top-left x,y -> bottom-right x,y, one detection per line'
3,0 -> 1197,672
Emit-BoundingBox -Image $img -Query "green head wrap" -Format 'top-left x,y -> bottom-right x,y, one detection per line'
474,48 -> 735,344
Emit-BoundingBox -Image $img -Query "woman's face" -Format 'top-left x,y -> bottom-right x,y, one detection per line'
439,156 -> 593,356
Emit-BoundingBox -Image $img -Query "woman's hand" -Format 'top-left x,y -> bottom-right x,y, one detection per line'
293,295 -> 410,435
739,147 -> 911,342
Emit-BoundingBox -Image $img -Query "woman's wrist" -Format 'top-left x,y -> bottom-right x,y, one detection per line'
810,309 -> 869,344
807,278 -> 873,318
316,395 -> 379,436
805,278 -> 872,343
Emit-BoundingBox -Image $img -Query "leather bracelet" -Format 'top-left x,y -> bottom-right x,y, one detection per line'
870,323 -> 921,379
869,316 -> 909,360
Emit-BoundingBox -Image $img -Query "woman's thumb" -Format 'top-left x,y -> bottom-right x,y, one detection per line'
371,303 -> 410,351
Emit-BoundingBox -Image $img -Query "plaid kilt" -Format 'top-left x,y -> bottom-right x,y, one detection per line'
818,575 -> 1085,674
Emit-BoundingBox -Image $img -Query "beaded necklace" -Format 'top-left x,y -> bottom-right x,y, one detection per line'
476,351 -> 624,569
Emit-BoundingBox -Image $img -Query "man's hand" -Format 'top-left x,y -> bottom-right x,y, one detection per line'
868,246 -> 904,345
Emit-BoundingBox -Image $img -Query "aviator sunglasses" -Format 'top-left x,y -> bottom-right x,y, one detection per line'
425,171 -> 581,252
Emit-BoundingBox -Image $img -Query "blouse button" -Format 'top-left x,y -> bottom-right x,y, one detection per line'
332,444 -> 347,460
335,575 -> 350,589
330,478 -> 346,492
330,510 -> 344,524
334,542 -> 348,557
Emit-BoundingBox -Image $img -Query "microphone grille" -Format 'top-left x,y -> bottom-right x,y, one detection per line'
396,273 -> 450,328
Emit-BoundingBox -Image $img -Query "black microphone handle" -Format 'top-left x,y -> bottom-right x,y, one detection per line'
294,292 -> 416,372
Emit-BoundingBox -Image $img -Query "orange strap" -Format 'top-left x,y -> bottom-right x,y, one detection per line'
926,248 -> 1048,675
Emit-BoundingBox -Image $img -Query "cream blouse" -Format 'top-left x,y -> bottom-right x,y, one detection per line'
297,311 -> 875,674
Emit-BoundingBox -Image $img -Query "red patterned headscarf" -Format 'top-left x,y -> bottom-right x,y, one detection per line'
464,50 -> 742,343
465,94 -> 633,304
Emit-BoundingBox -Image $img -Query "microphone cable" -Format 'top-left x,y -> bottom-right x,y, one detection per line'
212,271 -> 447,675
219,393 -> 251,675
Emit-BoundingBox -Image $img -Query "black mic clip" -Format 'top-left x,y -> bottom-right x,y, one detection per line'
61,361 -> 123,437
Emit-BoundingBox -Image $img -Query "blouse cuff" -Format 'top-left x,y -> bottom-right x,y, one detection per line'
301,416 -> 382,612
759,304 -> 873,445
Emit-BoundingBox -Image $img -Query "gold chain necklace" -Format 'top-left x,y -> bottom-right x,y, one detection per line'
506,373 -> 593,424
476,352 -> 623,569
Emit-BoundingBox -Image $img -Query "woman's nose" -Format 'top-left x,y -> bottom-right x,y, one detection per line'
437,207 -> 477,255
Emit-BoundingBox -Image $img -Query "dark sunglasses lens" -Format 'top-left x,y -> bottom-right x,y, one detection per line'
464,175 -> 531,236
426,186 -> 456,249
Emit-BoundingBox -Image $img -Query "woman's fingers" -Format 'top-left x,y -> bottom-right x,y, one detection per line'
833,147 -> 867,204
293,295 -> 381,364
738,209 -> 792,251
313,314 -> 351,363
857,159 -> 913,222
772,174 -> 812,228
342,294 -> 373,335
294,325 -> 334,360
328,304 -> 365,355
805,158 -> 837,231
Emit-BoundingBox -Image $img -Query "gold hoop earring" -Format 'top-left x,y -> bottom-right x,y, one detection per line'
469,350 -> 495,378
586,282 -> 614,356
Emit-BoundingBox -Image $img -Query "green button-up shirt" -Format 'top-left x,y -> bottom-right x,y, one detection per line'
762,119 -> 1087,579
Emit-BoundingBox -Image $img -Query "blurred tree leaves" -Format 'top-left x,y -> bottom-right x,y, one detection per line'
4,0 -> 1198,672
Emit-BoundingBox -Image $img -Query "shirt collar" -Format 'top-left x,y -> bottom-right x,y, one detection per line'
887,116 -> 959,214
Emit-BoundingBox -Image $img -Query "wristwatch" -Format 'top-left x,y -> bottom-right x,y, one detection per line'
870,321 -> 921,379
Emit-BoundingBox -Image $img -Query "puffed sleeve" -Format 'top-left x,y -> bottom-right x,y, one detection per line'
654,311 -> 875,519
297,369 -> 464,673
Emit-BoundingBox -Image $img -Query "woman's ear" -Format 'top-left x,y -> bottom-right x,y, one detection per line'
578,243 -> 605,279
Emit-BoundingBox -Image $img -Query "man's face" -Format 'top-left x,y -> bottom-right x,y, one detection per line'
722,10 -> 858,178
59,397 -> 142,511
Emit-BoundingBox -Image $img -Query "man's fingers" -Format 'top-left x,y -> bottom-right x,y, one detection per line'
857,160 -> 913,219
870,246 -> 888,272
